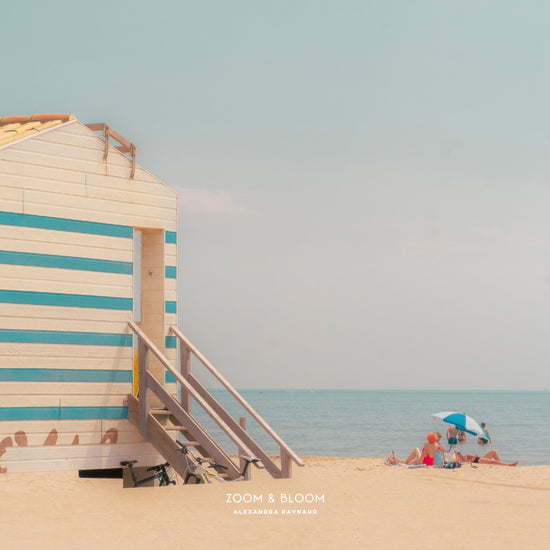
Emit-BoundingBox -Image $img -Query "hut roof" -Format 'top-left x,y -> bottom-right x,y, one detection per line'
0,114 -> 75,147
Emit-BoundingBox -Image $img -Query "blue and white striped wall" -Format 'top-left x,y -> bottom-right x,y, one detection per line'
0,119 -> 179,471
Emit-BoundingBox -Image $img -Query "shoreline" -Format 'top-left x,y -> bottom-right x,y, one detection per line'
1,456 -> 549,549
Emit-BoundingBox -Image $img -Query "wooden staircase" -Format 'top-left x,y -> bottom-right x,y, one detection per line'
127,396 -> 241,479
127,322 -> 304,481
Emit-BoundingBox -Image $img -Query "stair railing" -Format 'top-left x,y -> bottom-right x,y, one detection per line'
129,322 -> 255,458
169,325 -> 304,477
128,322 -> 304,478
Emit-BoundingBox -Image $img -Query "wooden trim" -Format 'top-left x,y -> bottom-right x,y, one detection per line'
129,143 -> 136,180
83,123 -> 105,131
84,123 -> 136,179
106,127 -> 132,152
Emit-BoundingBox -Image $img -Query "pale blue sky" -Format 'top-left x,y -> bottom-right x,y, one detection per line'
4,1 -> 550,389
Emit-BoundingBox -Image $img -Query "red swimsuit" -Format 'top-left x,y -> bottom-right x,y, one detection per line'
422,451 -> 435,466
422,445 -> 442,466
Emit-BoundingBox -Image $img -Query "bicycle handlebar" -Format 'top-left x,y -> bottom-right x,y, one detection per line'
175,441 -> 229,470
205,460 -> 228,470
241,457 -> 261,465
175,440 -> 190,453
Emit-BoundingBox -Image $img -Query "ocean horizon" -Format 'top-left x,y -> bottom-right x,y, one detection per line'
192,389 -> 550,466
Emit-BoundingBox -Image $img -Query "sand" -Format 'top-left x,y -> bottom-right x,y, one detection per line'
1,457 -> 549,550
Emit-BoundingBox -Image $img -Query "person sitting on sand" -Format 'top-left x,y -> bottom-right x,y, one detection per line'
403,433 -> 443,466
457,430 -> 466,443
457,450 -> 518,467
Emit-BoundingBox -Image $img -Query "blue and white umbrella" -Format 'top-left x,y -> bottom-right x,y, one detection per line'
432,411 -> 491,441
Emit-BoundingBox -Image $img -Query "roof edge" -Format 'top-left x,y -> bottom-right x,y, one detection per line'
0,114 -> 75,125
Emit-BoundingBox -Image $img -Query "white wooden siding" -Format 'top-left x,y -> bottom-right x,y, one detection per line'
0,226 -> 133,260
0,354 -> 131,371
0,118 -> 179,473
0,268 -> 132,297
2,304 -> 130,323
0,342 -> 134,359
0,121 -> 178,231
0,443 -> 162,473
0,314 -> 131,334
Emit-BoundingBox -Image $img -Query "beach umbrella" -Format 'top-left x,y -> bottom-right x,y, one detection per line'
432,411 -> 491,441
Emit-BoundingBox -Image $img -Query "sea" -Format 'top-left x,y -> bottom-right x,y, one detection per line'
193,390 -> 550,466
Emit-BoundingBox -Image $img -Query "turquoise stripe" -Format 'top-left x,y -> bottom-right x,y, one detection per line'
0,406 -> 128,421
0,329 -> 132,346
165,335 -> 177,348
165,266 -> 177,278
0,250 -> 133,274
0,368 -> 132,383
0,211 -> 133,238
165,231 -> 177,244
165,372 -> 176,383
0,290 -> 132,310
165,301 -> 177,313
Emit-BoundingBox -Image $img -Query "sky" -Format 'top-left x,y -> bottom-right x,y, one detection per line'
3,1 -> 550,390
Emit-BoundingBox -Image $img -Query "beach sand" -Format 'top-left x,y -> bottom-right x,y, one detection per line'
1,457 -> 549,550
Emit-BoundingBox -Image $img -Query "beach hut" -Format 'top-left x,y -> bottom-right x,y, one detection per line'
0,114 -> 303,480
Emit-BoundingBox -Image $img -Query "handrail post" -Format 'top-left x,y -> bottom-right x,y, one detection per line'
138,338 -> 149,438
238,417 -> 251,480
281,448 -> 292,478
180,342 -> 192,414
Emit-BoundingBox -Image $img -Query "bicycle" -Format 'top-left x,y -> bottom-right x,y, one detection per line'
175,440 -> 262,484
120,460 -> 176,487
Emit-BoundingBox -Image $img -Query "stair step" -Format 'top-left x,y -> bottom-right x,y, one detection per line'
151,409 -> 172,415
173,440 -> 201,447
165,425 -> 190,431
